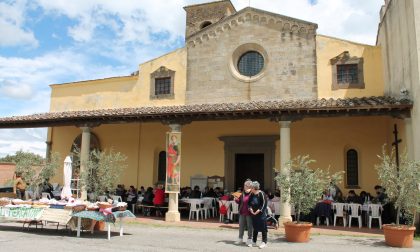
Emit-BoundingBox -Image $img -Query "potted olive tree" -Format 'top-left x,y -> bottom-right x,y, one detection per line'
275,155 -> 342,243
376,147 -> 419,248
80,149 -> 127,201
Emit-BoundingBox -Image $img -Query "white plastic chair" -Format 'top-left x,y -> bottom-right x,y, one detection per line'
348,203 -> 362,228
218,200 -> 231,222
273,201 -> 281,216
202,198 -> 216,218
98,195 -> 108,202
229,201 -> 240,221
189,199 -> 204,221
52,183 -> 59,190
332,203 -> 347,227
368,204 -> 382,229
316,216 -> 329,226
112,196 -> 123,203
42,193 -> 51,200
25,191 -> 34,200
291,205 -> 296,218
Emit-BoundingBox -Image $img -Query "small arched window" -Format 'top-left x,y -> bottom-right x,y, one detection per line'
200,21 -> 212,30
157,151 -> 166,183
346,149 -> 359,187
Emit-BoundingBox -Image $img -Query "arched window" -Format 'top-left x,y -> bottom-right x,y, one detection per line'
70,133 -> 101,178
346,149 -> 359,187
157,151 -> 166,183
200,21 -> 212,29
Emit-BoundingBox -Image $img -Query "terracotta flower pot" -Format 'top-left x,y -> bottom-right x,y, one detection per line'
284,222 -> 313,243
94,221 -> 106,231
383,224 -> 416,248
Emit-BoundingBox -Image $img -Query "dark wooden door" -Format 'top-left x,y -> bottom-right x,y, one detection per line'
235,154 -> 264,190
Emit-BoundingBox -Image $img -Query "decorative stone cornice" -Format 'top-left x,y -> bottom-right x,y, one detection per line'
151,66 -> 175,79
187,7 -> 318,48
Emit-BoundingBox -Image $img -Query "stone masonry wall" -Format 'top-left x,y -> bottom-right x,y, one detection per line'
186,9 -> 318,104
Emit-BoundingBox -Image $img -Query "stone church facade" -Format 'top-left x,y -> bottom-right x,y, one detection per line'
0,0 -> 414,222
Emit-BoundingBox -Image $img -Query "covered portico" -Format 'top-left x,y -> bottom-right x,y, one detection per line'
0,96 -> 413,222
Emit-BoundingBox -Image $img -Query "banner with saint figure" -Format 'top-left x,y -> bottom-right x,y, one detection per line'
165,132 -> 181,193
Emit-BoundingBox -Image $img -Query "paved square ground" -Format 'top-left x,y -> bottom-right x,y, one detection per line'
0,222 -> 418,252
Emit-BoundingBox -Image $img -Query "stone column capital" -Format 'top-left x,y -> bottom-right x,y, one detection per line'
80,126 -> 91,133
162,119 -> 192,127
270,115 -> 303,123
169,124 -> 182,132
279,121 -> 292,128
77,122 -> 101,130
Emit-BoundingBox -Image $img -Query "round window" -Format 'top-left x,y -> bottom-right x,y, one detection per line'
237,51 -> 265,77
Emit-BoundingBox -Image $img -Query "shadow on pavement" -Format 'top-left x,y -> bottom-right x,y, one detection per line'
0,224 -> 132,239
217,240 -> 244,246
340,237 -> 388,248
218,224 -> 238,230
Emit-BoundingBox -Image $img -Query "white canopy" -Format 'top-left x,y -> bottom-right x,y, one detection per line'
61,156 -> 73,199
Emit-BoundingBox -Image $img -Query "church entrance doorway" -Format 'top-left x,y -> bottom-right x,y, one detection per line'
235,154 -> 265,190
219,136 -> 278,192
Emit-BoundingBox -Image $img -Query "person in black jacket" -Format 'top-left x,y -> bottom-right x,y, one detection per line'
248,181 -> 268,249
190,185 -> 202,199
141,187 -> 154,206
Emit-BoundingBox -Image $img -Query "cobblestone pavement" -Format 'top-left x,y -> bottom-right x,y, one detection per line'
0,222 -> 418,252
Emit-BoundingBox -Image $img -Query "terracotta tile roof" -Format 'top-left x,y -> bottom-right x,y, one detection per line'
0,96 -> 412,128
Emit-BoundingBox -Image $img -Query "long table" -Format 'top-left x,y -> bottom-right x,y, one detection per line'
0,206 -> 72,229
71,210 -> 135,240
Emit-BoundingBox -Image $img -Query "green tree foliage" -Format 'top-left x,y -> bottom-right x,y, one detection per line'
0,150 -> 44,164
275,155 -> 343,224
376,146 -> 420,226
14,151 -> 60,190
80,149 -> 127,200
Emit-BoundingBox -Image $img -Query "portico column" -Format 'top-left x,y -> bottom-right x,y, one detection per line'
165,124 -> 181,222
279,121 -> 293,225
45,141 -> 52,161
404,118 -> 415,160
80,126 -> 91,201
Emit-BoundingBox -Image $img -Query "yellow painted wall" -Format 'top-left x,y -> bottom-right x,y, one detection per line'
48,35 -> 387,113
50,124 -> 142,188
316,35 -> 385,99
50,116 -> 405,197
49,47 -> 187,112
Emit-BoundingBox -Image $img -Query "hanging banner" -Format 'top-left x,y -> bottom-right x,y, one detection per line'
165,132 -> 181,193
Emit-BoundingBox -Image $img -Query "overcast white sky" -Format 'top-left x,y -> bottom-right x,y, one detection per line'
0,0 -> 385,157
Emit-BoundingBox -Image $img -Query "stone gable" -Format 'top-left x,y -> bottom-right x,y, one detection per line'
185,7 -> 318,104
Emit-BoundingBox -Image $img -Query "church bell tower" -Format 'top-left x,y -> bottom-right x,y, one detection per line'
184,0 -> 236,39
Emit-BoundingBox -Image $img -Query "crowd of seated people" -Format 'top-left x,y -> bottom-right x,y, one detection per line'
116,181 -> 397,226
314,185 -> 394,225
179,186 -> 224,199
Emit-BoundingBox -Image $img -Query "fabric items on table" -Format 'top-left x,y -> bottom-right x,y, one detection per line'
71,210 -> 135,223
72,210 -> 115,223
0,207 -> 44,220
